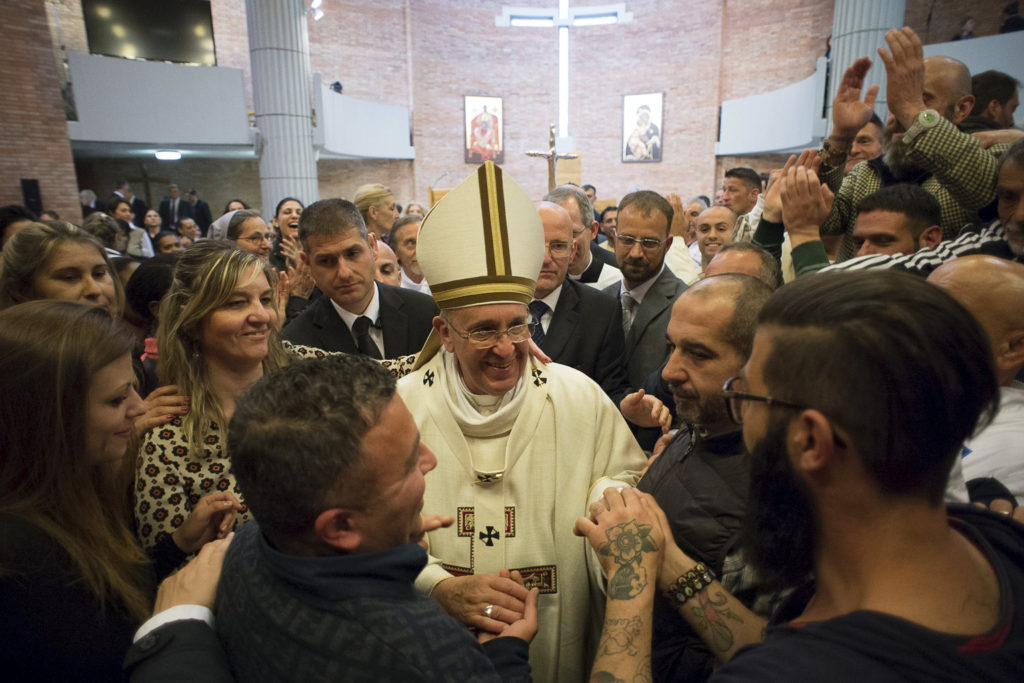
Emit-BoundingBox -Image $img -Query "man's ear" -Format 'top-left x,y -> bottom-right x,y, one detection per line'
434,315 -> 455,351
983,98 -> 1003,124
789,409 -> 837,475
589,220 -> 599,240
995,328 -> 1024,377
314,508 -> 362,552
953,94 -> 976,125
918,224 -> 943,249
367,232 -> 378,262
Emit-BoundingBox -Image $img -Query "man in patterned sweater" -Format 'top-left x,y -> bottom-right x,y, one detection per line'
215,354 -> 537,682
817,27 -> 1007,262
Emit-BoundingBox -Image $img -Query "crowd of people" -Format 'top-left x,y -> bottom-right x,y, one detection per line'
1,24 -> 1022,683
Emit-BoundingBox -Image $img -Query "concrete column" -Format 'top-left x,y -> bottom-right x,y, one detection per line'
245,0 -> 318,215
827,0 -> 906,133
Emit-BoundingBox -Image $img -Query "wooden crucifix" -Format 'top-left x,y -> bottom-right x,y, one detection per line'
525,124 -> 578,192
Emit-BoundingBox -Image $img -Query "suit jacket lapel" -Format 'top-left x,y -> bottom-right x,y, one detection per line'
542,282 -> 578,360
313,296 -> 357,353
379,285 -> 410,358
630,270 -> 674,345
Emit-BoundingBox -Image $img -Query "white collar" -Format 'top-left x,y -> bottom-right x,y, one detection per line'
330,282 -> 380,330
534,283 -> 562,313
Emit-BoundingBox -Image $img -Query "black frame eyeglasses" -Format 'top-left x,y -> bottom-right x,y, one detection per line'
721,376 -> 808,425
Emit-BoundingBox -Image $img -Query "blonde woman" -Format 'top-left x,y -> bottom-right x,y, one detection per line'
134,241 -> 413,548
353,183 -> 399,238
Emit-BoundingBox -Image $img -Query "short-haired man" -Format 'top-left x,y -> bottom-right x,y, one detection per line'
929,255 -> 1024,502
721,168 -> 763,243
158,184 -> 192,229
391,215 -> 430,295
583,184 -> 597,205
600,205 -> 618,246
663,194 -> 704,284
581,271 -> 1024,681
817,28 -> 1010,262
400,163 -> 647,682
844,113 -> 885,173
962,70 -> 1020,133
637,274 -> 775,682
695,206 -> 738,271
605,190 -> 688,389
216,354 -> 538,681
186,188 -> 213,236
546,185 -> 622,290
851,183 -> 943,256
531,201 -> 630,402
374,240 -> 401,286
282,198 -> 436,357
705,242 -> 784,289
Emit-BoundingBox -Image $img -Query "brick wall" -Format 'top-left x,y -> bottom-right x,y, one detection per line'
10,0 -> 1016,226
1,0 -> 81,220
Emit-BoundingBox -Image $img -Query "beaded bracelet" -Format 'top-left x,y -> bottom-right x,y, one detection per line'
662,562 -> 716,609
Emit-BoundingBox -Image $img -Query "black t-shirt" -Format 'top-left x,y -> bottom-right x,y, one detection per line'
711,505 -> 1024,682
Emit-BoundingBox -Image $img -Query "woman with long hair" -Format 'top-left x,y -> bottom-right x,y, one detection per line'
0,221 -> 124,315
134,241 -> 415,547
0,300 -> 239,681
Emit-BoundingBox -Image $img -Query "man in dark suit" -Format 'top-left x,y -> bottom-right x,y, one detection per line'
186,188 -> 213,236
545,185 -> 622,290
603,190 -> 687,389
282,198 -> 436,357
531,202 -> 630,403
158,184 -> 194,230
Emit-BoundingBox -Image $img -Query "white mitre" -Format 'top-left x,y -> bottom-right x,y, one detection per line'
413,161 -> 544,366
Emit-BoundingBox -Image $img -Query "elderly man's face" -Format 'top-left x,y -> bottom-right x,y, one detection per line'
535,204 -> 575,299
846,122 -> 883,172
559,197 -> 593,275
436,303 -> 530,396
392,222 -> 422,277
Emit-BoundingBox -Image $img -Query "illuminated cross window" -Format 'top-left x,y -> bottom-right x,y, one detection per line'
496,3 -> 632,141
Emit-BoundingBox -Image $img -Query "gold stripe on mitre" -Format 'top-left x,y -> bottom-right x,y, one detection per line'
431,275 -> 537,309
476,162 -> 513,277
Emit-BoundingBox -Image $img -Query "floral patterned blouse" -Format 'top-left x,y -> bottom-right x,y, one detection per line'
134,343 -> 415,548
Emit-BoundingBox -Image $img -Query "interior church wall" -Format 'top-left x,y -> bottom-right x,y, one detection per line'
8,0 -> 1014,220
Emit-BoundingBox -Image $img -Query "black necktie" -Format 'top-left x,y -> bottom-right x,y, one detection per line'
529,300 -> 548,348
352,316 -> 382,359
171,198 -> 177,225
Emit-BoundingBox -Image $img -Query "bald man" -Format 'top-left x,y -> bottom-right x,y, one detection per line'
816,27 -> 1007,262
928,255 -> 1024,502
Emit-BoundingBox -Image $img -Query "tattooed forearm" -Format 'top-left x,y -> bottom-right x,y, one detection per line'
599,520 -> 659,601
597,616 -> 643,656
688,588 -> 744,653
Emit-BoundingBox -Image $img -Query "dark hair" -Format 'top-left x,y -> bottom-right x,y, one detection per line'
153,231 -> 180,250
1,205 -> 37,244
1000,137 -> 1024,174
80,212 -> 120,249
298,198 -> 367,251
390,214 -> 422,242
714,242 -> 784,290
690,274 -> 774,359
724,167 -> 762,191
105,196 -> 131,217
226,209 -> 263,241
1004,2 -> 1019,16
582,184 -> 596,193
867,112 -> 884,128
229,355 -> 396,547
545,185 -> 595,229
222,198 -> 250,214
125,257 -> 176,326
757,271 -> 998,504
600,205 -> 618,220
856,184 -> 941,240
970,70 -> 1021,116
618,190 -> 674,236
274,197 -> 304,217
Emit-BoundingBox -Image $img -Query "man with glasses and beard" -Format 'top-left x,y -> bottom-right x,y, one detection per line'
815,26 -> 1008,262
578,271 -> 1024,682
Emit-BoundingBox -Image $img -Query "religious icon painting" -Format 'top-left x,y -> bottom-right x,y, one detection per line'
622,92 -> 663,163
464,95 -> 504,164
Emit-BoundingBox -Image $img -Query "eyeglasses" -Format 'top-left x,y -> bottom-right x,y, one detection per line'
545,241 -> 571,258
721,376 -> 808,425
444,319 -> 536,348
614,230 -> 668,250
239,233 -> 273,245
